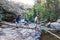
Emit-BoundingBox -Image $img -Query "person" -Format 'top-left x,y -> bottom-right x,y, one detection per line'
34,15 -> 39,28
25,14 -> 29,25
16,14 -> 21,23
34,15 -> 38,24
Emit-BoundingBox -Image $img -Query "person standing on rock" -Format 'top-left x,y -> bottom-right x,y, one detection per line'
15,14 -> 21,28
34,15 -> 39,28
25,14 -> 29,26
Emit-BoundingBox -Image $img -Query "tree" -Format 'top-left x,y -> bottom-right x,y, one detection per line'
32,0 -> 60,22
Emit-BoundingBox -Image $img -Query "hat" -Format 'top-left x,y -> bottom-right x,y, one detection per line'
18,14 -> 21,16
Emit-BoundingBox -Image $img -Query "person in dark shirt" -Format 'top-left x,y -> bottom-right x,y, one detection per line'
16,14 -> 21,23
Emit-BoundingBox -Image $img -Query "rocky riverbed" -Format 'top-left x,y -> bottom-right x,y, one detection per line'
0,22 -> 41,40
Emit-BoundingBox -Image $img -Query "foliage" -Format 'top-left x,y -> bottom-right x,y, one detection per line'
28,9 -> 34,22
32,0 -> 60,22
20,0 -> 60,22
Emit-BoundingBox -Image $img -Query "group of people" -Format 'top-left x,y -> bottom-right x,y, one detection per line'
15,14 -> 39,25
15,14 -> 29,24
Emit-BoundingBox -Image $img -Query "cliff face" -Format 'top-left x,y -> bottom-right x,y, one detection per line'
0,0 -> 23,14
0,0 -> 32,22
0,0 -> 7,4
0,0 -> 17,22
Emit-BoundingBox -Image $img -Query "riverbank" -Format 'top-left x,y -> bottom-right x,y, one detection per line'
40,30 -> 60,40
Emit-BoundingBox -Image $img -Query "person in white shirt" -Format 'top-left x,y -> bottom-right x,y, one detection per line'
34,15 -> 38,24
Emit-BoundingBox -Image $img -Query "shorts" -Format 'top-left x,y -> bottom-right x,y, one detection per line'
25,20 -> 29,23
